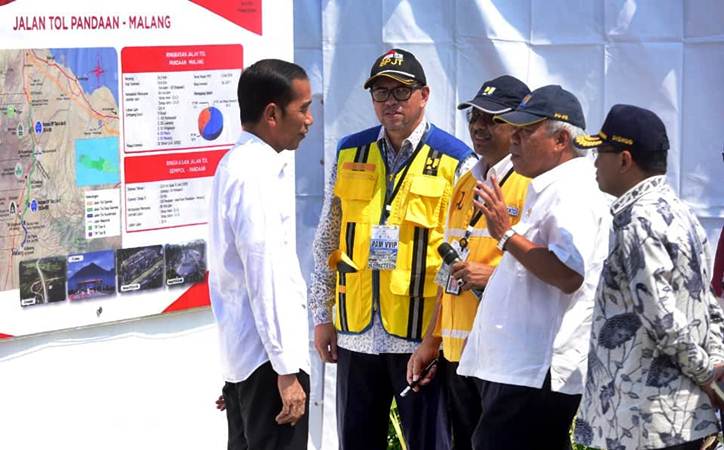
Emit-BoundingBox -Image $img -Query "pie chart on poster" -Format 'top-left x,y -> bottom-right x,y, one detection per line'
198,106 -> 224,141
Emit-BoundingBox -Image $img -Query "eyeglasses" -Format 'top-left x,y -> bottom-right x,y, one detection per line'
466,108 -> 495,125
592,146 -> 623,156
370,85 -> 420,102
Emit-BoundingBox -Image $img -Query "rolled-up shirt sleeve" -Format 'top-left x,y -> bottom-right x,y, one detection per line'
233,176 -> 304,375
541,199 -> 596,277
624,220 -> 714,385
308,163 -> 341,326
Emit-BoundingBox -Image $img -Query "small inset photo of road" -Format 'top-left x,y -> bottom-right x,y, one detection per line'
19,256 -> 67,307
117,245 -> 164,294
165,240 -> 206,288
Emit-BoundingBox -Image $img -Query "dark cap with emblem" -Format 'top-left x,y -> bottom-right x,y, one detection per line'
495,84 -> 586,129
457,75 -> 530,114
363,48 -> 427,89
574,104 -> 669,153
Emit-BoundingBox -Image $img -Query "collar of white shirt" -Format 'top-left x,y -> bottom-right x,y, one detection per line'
471,153 -> 514,183
529,156 -> 586,195
237,130 -> 289,177
377,118 -> 429,153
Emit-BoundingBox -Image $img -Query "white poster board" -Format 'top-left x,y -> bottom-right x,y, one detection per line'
0,0 -> 293,338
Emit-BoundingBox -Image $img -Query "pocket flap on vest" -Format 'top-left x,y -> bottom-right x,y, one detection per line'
408,175 -> 446,197
334,169 -> 378,200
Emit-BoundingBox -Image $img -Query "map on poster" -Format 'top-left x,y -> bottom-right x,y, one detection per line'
0,47 -> 121,293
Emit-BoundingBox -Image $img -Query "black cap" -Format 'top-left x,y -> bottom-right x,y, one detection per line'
457,75 -> 530,114
363,49 -> 427,89
495,85 -> 586,129
574,104 -> 670,153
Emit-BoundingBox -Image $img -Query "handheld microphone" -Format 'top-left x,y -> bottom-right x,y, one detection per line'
438,242 -> 464,292
437,242 -> 461,265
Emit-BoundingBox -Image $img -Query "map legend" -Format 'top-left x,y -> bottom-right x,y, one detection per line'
84,188 -> 121,239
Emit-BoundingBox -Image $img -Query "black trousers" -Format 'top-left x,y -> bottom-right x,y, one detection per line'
444,359 -> 481,450
336,347 -> 451,450
223,362 -> 309,450
472,372 -> 580,450
659,439 -> 704,450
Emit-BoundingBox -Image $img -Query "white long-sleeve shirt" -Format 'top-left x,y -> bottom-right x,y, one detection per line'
208,131 -> 310,382
458,156 -> 610,394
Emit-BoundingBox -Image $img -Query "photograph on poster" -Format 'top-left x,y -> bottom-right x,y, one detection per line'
18,256 -> 67,306
67,249 -> 116,301
117,245 -> 164,293
165,239 -> 206,287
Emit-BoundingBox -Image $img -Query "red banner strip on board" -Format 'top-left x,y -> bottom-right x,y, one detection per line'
162,272 -> 211,313
189,0 -> 262,36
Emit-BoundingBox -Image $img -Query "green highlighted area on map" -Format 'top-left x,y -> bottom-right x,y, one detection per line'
79,154 -> 118,174
75,136 -> 120,186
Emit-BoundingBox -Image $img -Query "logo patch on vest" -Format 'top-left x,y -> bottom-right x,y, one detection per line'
507,206 -> 519,217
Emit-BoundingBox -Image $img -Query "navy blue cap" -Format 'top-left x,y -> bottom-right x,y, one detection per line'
457,75 -> 530,114
495,85 -> 586,129
574,104 -> 669,153
363,49 -> 427,89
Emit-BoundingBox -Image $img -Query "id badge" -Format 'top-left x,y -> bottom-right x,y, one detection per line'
367,225 -> 400,270
443,240 -> 469,296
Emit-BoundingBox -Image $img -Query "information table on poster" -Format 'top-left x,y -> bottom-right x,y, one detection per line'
121,44 -> 243,153
124,150 -> 227,232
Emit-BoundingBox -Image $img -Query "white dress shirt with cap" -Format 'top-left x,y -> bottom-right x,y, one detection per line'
457,156 -> 610,394
208,131 -> 310,382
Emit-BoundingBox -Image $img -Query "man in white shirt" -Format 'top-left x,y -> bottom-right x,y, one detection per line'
406,75 -> 531,450
460,85 -> 610,450
208,59 -> 314,450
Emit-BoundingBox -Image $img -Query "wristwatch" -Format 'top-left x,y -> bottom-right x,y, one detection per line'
496,229 -> 516,251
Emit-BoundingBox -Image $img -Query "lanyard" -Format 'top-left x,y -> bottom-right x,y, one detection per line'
379,133 -> 428,224
458,166 -> 514,250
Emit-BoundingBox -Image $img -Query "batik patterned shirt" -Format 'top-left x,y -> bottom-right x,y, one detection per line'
575,175 -> 724,450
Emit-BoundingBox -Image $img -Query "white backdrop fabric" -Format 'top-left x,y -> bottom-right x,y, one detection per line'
292,1 -> 724,447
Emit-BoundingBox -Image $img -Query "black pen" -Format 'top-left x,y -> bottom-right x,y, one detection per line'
400,359 -> 438,397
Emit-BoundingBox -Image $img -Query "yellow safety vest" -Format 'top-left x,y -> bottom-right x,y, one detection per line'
332,125 -> 472,340
437,166 -> 530,361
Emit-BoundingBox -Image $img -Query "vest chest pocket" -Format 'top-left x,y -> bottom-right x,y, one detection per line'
404,175 -> 447,228
335,169 -> 378,223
